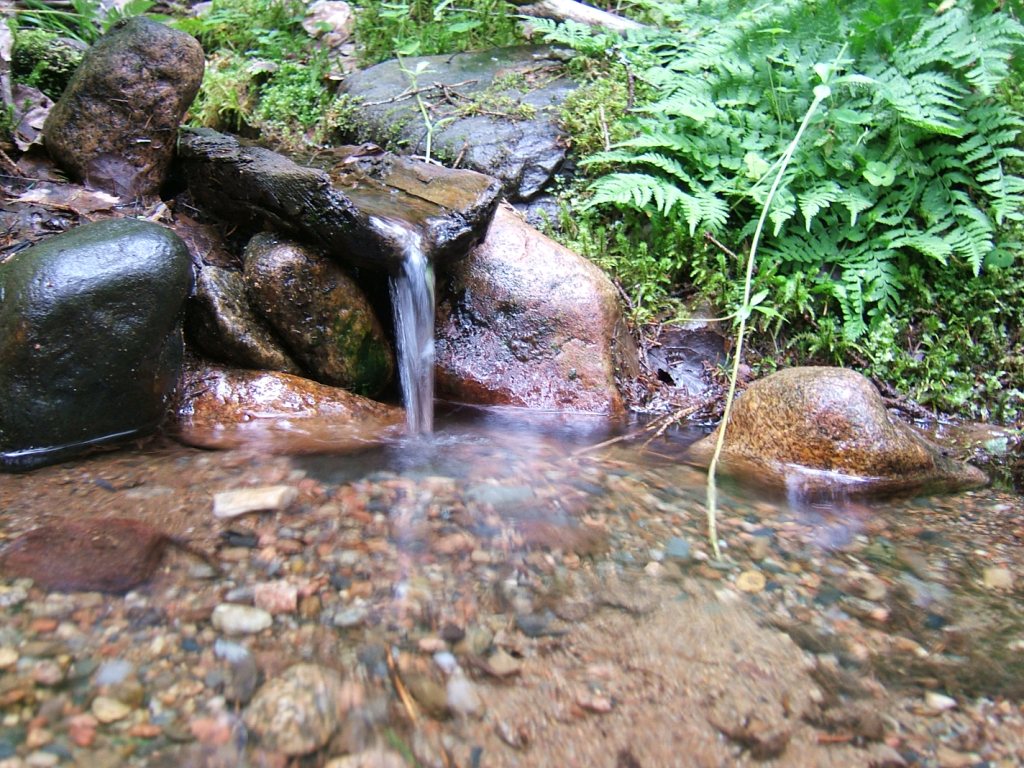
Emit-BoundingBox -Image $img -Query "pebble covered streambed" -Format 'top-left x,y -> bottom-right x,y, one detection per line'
1,407 -> 1023,767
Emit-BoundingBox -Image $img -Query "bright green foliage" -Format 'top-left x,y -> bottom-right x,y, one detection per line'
10,29 -> 85,100
538,0 -> 1024,345
172,0 -> 307,53
354,0 -> 522,65
558,73 -> 635,157
172,0 -> 333,146
9,0 -> 156,45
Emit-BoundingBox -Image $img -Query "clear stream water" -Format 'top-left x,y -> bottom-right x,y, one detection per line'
0,406 -> 1023,764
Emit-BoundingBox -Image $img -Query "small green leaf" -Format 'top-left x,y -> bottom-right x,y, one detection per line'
863,161 -> 896,187
748,289 -> 770,307
743,151 -> 771,180
446,20 -> 482,33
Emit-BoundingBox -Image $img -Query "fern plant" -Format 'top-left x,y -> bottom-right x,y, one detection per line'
539,0 -> 1024,343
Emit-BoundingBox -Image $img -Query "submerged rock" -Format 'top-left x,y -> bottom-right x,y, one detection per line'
435,205 -> 638,415
686,367 -> 988,495
186,264 -> 302,375
243,663 -> 345,755
172,362 -> 404,453
243,234 -> 394,396
341,45 -> 575,200
0,219 -> 192,471
0,518 -> 175,593
178,128 -> 500,272
42,18 -> 204,197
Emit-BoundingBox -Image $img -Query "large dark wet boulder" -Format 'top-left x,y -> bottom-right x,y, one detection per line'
42,18 -> 204,197
686,367 -> 989,495
243,234 -> 394,397
178,129 -> 501,272
435,205 -> 638,415
185,264 -> 303,375
172,361 -> 404,454
341,46 -> 575,201
0,219 -> 192,471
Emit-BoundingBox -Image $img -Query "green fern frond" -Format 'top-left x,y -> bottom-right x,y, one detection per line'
872,67 -> 966,136
883,229 -> 952,264
583,150 -> 696,186
798,181 -> 842,230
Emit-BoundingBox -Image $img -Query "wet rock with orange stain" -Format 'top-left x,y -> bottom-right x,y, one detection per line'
0,518 -> 174,593
686,367 -> 988,496
172,361 -> 405,453
435,206 -> 638,415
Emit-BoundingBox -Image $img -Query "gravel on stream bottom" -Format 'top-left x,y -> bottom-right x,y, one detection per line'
0,421 -> 1023,768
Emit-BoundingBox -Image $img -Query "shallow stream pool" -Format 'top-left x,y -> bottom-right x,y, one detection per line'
0,407 -> 1022,766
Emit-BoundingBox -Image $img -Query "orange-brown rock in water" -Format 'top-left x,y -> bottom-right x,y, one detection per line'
0,518 -> 173,593
172,362 -> 404,453
686,367 -> 988,495
435,206 -> 638,415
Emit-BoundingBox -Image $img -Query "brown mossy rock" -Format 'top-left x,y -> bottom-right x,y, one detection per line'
42,18 -> 204,197
0,518 -> 173,593
686,367 -> 988,495
172,361 -> 404,453
243,234 -> 395,397
185,264 -> 302,375
435,205 -> 639,415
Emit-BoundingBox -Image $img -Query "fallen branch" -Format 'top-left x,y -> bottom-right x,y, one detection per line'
513,0 -> 645,33
572,396 -> 711,457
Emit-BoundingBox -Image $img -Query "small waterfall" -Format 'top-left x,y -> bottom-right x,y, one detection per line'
375,217 -> 436,434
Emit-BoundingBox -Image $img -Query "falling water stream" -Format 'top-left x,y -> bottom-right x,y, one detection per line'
374,217 -> 436,435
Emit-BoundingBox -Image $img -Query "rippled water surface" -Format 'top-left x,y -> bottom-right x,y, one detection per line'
1,407 -> 1022,766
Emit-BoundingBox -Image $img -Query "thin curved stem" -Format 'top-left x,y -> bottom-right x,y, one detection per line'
705,84 -> 831,561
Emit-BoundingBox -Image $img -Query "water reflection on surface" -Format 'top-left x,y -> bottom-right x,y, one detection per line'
1,406 -> 1023,765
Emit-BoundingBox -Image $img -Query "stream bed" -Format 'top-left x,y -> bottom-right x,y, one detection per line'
0,407 -> 1022,767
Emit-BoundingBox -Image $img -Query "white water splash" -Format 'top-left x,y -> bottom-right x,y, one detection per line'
375,218 -> 435,434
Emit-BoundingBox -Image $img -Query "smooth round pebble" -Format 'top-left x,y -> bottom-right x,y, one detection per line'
735,570 -> 766,593
91,696 -> 132,724
925,691 -> 957,712
243,663 -> 344,755
211,604 -> 273,635
446,674 -> 484,717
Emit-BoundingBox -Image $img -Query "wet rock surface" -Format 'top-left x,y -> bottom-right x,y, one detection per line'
319,149 -> 503,266
243,234 -> 394,396
42,18 -> 204,197
645,319 -> 727,398
341,45 -> 575,200
436,205 -> 638,415
0,219 -> 192,471
178,128 -> 500,272
0,419 -> 1022,766
687,366 -> 989,495
172,361 -> 404,453
0,518 -> 175,593
185,264 -> 302,375
243,663 -> 345,755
